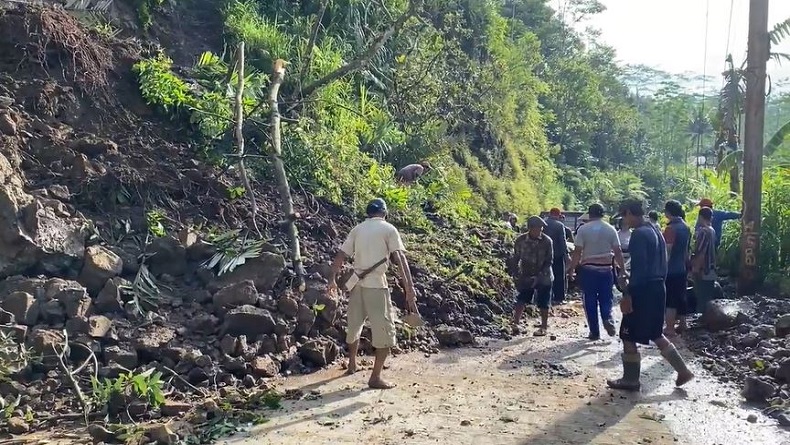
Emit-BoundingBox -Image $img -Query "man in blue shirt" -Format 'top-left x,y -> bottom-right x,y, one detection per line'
694,198 -> 740,249
607,199 -> 694,392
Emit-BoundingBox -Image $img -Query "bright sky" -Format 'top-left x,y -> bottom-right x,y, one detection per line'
576,0 -> 790,85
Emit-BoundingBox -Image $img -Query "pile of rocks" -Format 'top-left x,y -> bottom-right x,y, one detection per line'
688,297 -> 790,426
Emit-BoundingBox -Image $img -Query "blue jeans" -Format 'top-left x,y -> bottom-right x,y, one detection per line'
580,266 -> 614,337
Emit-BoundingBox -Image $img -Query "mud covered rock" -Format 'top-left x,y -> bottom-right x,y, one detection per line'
213,280 -> 258,314
209,253 -> 285,293
223,305 -> 276,337
776,314 -> 790,338
299,338 -> 339,367
78,245 -> 122,295
146,236 -> 187,277
251,355 -> 280,378
434,325 -> 475,347
742,375 -> 776,403
702,300 -> 756,332
1,291 -> 39,325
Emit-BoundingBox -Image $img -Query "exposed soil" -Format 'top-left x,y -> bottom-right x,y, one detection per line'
223,303 -> 790,445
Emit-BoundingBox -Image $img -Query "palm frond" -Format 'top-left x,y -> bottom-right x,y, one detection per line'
120,264 -> 163,316
765,119 -> 790,156
201,229 -> 266,276
770,52 -> 790,66
716,148 -> 743,175
770,17 -> 790,45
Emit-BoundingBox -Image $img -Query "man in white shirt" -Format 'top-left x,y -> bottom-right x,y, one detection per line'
568,204 -> 627,340
327,198 -> 417,389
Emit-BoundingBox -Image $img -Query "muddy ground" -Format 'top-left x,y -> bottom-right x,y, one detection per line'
225,301 -> 790,445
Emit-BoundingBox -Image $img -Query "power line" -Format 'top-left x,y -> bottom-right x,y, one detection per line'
724,0 -> 736,59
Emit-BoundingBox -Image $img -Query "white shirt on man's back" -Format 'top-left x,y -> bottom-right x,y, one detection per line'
340,217 -> 406,288
574,219 -> 620,264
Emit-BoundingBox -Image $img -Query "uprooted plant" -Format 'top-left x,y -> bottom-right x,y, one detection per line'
91,368 -> 166,417
201,228 -> 266,276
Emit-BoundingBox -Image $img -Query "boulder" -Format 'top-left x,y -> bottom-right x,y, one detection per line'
210,253 -> 285,293
299,339 -> 339,367
53,286 -> 92,319
146,236 -> 187,277
133,325 -> 176,359
1,291 -> 39,325
27,328 -> 65,359
435,325 -> 475,347
223,305 -> 276,337
0,152 -> 85,279
702,300 -> 756,332
39,299 -> 66,324
742,375 -> 776,403
7,417 -> 30,434
0,112 -> 17,136
212,280 -> 258,314
78,245 -> 123,295
294,304 -> 316,336
277,296 -> 299,318
161,400 -> 192,416
220,335 -> 241,357
776,314 -> 790,338
250,355 -> 280,378
103,344 -> 139,369
95,277 -> 127,313
87,315 -> 113,338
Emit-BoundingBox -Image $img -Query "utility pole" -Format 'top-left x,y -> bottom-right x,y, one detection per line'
739,0 -> 770,296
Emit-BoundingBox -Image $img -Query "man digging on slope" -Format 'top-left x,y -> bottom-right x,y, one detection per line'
608,198 -> 694,392
327,198 -> 418,389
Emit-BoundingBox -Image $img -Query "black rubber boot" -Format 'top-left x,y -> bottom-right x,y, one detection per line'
661,345 -> 695,387
607,352 -> 641,391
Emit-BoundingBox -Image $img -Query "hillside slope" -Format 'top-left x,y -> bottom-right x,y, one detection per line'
0,3 -> 549,438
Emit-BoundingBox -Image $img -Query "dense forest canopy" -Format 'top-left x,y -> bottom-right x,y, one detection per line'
134,0 -> 790,224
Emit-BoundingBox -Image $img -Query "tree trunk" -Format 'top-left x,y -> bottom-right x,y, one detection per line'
269,60 -> 305,290
233,42 -> 262,237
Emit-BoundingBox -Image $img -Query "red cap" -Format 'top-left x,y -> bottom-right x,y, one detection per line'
699,198 -> 713,208
549,208 -> 562,217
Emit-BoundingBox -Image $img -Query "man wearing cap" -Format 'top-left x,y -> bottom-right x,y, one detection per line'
544,208 -> 570,304
694,198 -> 740,250
608,198 -> 694,392
568,203 -> 626,340
327,198 -> 417,389
508,215 -> 554,336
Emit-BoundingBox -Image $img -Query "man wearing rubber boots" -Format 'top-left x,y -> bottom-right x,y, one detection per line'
607,199 -> 694,391
508,216 -> 554,337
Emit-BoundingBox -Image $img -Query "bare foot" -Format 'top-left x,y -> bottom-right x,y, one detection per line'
676,371 -> 695,387
368,378 -> 396,389
344,363 -> 357,375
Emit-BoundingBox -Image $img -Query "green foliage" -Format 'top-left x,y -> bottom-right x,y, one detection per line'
135,0 -> 166,31
202,229 -> 266,276
0,330 -> 29,381
146,209 -> 166,237
91,369 -> 166,410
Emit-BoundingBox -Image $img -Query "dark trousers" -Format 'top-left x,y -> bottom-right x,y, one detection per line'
580,266 -> 614,337
551,258 -> 566,303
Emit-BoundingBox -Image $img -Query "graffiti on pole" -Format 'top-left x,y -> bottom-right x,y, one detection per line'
741,219 -> 758,280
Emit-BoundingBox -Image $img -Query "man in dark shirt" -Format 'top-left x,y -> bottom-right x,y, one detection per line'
508,216 -> 554,337
662,200 -> 691,337
692,207 -> 718,313
545,208 -> 570,304
607,199 -> 694,392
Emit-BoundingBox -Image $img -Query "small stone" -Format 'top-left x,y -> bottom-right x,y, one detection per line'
161,400 -> 192,416
78,245 -> 123,295
460,419 -> 471,426
7,417 -> 29,434
251,355 -> 280,378
746,414 -> 758,423
0,112 -> 17,136
87,315 -> 112,338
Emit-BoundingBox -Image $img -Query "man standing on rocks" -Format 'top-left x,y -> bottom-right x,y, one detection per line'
568,203 -> 626,340
608,198 -> 694,392
545,208 -> 570,305
691,207 -> 717,313
327,198 -> 417,389
508,216 -> 554,337
663,200 -> 691,337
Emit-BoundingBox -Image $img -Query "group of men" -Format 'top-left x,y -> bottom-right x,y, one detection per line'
324,193 -> 738,391
507,197 -> 738,390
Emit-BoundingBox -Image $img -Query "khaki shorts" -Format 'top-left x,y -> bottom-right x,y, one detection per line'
346,287 -> 396,349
